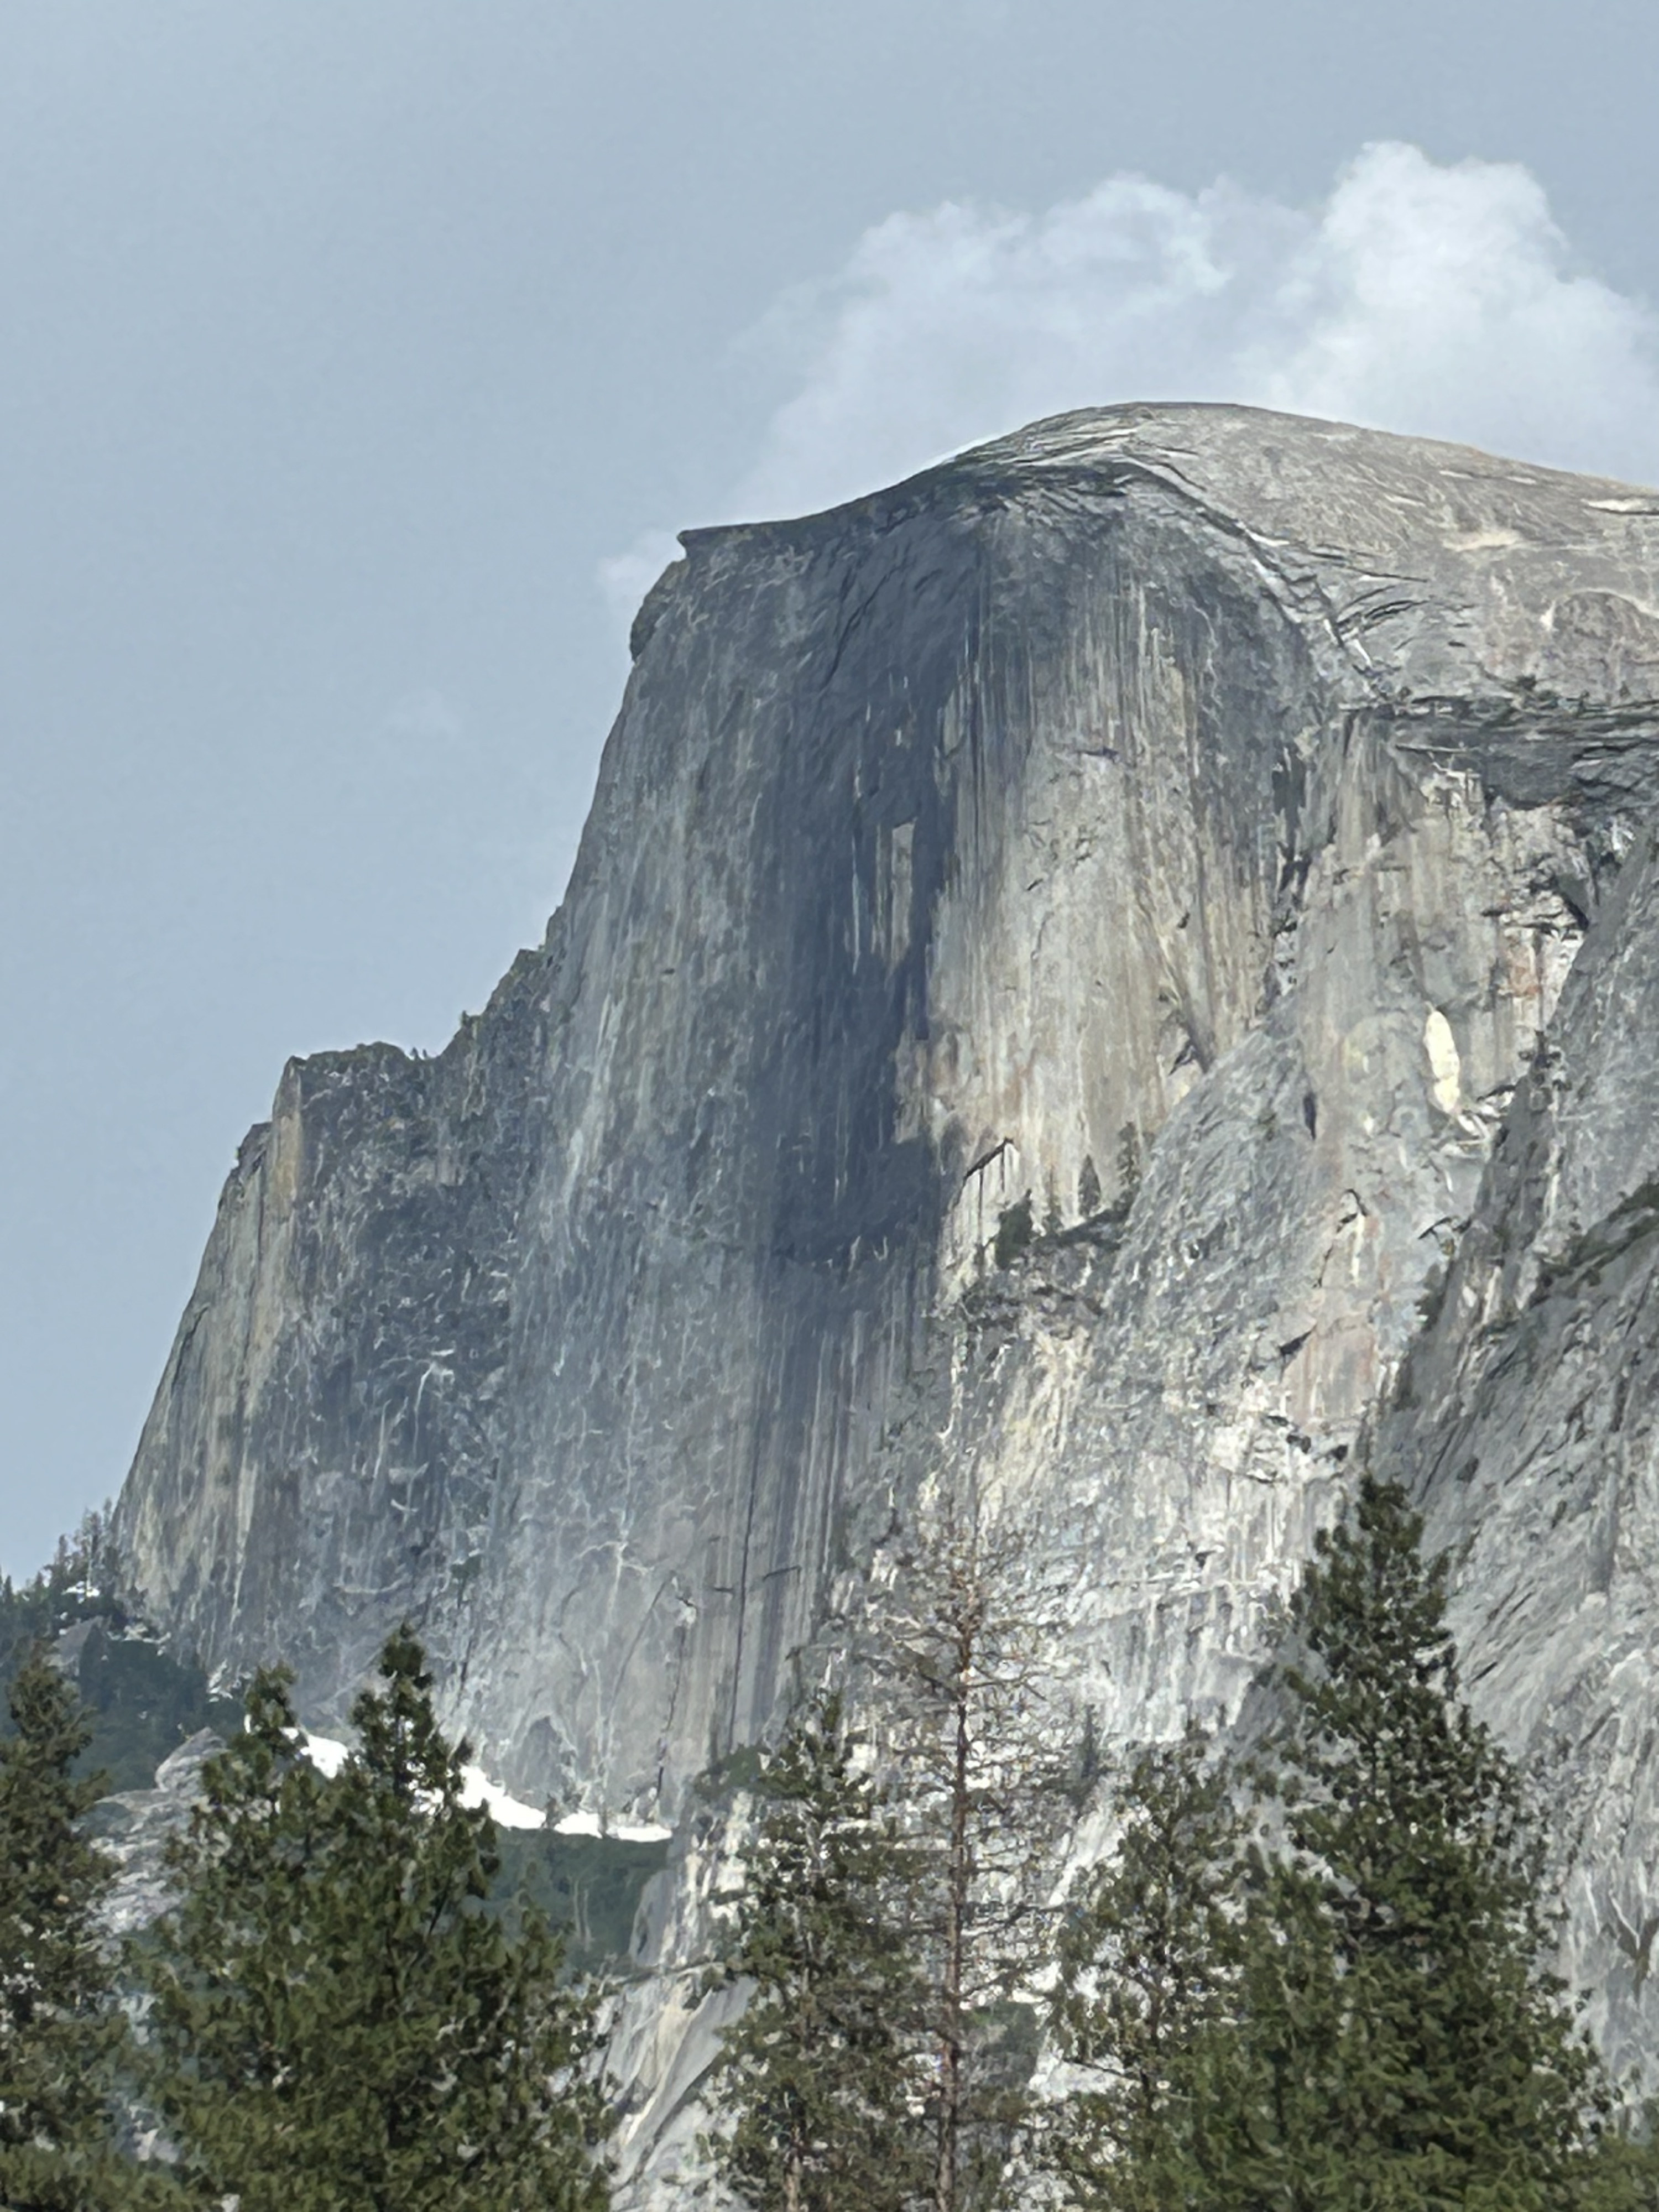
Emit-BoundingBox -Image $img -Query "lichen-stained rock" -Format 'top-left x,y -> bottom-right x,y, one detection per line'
115,408 -> 1659,2119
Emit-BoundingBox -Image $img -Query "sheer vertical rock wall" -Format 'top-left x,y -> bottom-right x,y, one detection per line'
116,405 -> 1659,2128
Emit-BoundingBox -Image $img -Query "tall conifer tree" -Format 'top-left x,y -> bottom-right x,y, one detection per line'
1047,1725 -> 1248,2209
703,1690 -> 930,2212
872,1497 -> 1077,2212
1046,1478 -> 1631,2209
1228,1473 -> 1610,2209
0,1645 -> 170,2210
143,1626 -> 611,2212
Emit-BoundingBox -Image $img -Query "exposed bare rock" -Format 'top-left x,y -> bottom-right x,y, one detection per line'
112,404 -> 1659,2183
92,1729 -> 223,1938
1377,816 -> 1659,2081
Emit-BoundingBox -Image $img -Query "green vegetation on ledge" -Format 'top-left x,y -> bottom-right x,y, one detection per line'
0,1512 -> 242,1791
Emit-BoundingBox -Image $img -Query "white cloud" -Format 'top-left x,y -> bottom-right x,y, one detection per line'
599,143 -> 1659,629
732,173 -> 1289,517
1250,144 -> 1659,479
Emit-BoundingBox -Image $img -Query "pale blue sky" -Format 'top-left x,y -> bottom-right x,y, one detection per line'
4,0 -> 1657,1574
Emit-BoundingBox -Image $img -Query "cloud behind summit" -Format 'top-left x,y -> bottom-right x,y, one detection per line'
605,144 -> 1659,625
738,143 -> 1659,515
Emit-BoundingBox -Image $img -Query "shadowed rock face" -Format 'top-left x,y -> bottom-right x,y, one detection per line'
117,406 -> 1659,2115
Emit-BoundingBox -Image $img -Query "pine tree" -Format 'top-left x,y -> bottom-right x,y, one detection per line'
870,1495 -> 1077,2212
1047,1725 -> 1248,2210
703,1689 -> 931,2212
143,1626 -> 612,2212
0,1645 -> 170,2210
1578,2106 -> 1659,2210
1223,1473 -> 1613,2209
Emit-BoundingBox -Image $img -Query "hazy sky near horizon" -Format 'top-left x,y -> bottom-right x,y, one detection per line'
4,0 -> 1659,1575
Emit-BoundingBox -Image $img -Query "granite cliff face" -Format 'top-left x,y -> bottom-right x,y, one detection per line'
117,404 -> 1659,2130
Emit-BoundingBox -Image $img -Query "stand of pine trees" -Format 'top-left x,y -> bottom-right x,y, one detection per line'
8,1479 -> 1659,2209
1047,1477 -> 1659,2210
706,1478 -> 1659,2211
142,1627 -> 611,2212
0,1624 -> 613,2211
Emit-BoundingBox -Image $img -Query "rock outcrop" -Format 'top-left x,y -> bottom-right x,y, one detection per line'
92,1729 -> 225,1938
116,404 -> 1659,2157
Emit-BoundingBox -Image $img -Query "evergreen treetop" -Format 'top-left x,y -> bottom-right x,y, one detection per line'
1235,1473 -> 1610,2207
703,1688 -> 931,2212
1048,1725 -> 1248,2210
143,1624 -> 611,2212
1045,1474 -> 1629,2210
869,1495 -> 1078,2212
0,1644 -> 174,2210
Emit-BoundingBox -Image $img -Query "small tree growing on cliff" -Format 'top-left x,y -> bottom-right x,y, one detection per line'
703,1689 -> 931,2212
143,1626 -> 612,2212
